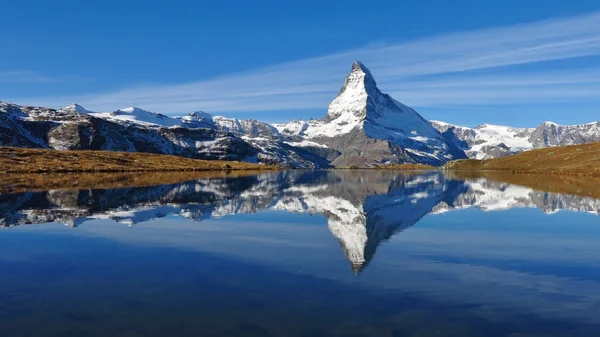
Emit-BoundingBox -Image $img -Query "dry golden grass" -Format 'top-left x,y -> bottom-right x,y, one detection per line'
0,170 -> 269,194
0,147 -> 276,173
443,142 -> 600,176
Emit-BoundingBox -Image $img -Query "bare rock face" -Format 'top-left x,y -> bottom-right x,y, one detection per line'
323,130 -> 413,168
529,121 -> 600,149
477,143 -> 514,159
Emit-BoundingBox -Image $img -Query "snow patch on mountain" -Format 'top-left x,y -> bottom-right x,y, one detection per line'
91,107 -> 182,127
60,103 -> 94,114
287,140 -> 329,148
431,121 -> 535,159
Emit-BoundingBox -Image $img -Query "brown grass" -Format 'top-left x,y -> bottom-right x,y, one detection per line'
0,170 -> 270,194
443,142 -> 600,176
0,147 -> 276,173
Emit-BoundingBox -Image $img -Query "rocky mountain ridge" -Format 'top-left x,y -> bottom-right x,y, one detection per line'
0,101 -> 321,168
431,120 -> 600,159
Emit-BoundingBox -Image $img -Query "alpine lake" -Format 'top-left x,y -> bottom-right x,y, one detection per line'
2,169 -> 600,337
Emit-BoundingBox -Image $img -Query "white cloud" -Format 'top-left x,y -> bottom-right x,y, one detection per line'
11,11 -> 600,115
0,71 -> 92,84
0,70 -> 54,83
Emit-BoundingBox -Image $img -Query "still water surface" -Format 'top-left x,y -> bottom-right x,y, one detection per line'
2,170 -> 600,336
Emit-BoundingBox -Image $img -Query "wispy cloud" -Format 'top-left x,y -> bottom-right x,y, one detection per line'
0,70 -> 92,84
0,70 -> 55,83
12,11 -> 600,115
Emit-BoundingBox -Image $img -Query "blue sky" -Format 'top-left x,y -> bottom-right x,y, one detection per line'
2,0 -> 600,127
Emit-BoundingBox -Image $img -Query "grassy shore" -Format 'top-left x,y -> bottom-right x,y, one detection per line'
3,141 -> 600,176
0,147 -> 275,173
442,142 -> 600,176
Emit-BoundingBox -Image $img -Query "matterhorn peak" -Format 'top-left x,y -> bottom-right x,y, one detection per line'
341,61 -> 378,95
325,61 -> 381,122
350,61 -> 374,80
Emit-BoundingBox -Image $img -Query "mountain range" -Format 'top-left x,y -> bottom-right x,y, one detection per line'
2,171 -> 600,273
431,120 -> 600,159
2,62 -> 599,167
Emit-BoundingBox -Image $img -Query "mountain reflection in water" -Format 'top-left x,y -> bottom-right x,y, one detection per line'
2,170 -> 600,274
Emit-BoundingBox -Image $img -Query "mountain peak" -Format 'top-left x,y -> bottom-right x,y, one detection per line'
343,61 -> 377,93
325,61 -> 380,122
188,111 -> 212,119
119,106 -> 145,113
350,61 -> 374,78
61,103 -> 91,113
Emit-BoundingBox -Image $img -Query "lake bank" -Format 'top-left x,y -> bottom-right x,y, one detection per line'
0,147 -> 276,173
441,142 -> 600,176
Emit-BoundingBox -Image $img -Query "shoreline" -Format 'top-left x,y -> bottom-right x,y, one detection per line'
0,147 -> 277,173
0,170 -> 272,194
3,168 -> 600,201
439,142 -> 600,177
3,141 -> 600,177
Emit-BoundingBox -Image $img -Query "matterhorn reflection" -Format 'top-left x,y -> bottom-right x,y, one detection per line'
272,171 -> 468,273
2,170 -> 600,273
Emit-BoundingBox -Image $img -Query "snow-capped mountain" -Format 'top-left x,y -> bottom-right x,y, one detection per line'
3,171 -> 600,273
0,102 -> 320,168
529,121 -> 600,148
432,120 -> 600,159
3,61 -> 599,165
274,62 -> 467,166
